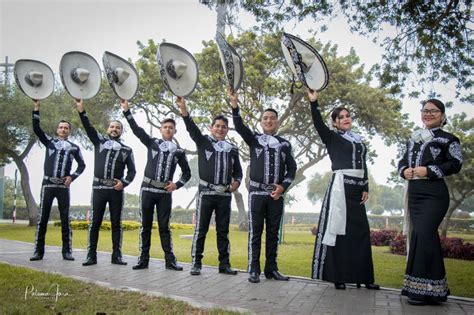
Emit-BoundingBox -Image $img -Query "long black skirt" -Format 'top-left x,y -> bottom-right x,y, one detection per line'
401,179 -> 450,302
312,175 -> 375,284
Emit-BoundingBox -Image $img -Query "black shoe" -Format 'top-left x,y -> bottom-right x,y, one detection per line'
63,253 -> 75,261
219,266 -> 238,275
407,298 -> 427,306
248,272 -> 260,283
190,266 -> 201,275
82,258 -> 97,266
30,253 -> 43,261
364,283 -> 380,290
132,261 -> 149,270
264,271 -> 289,281
166,261 -> 183,271
335,283 -> 346,290
111,257 -> 127,265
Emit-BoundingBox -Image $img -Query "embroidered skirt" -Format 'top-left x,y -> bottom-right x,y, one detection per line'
311,174 -> 375,284
402,179 -> 450,301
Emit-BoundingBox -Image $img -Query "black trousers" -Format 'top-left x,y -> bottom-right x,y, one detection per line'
247,190 -> 284,274
137,187 -> 176,263
34,183 -> 71,255
191,191 -> 232,268
402,179 -> 450,302
86,188 -> 124,260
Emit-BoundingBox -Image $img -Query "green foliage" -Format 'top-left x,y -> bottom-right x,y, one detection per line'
53,220 -> 195,231
2,176 -> 26,209
237,1 -> 473,100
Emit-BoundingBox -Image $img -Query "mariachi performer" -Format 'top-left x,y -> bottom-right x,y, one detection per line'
218,32 -> 297,284
15,59 -> 85,261
157,41 -> 243,276
398,99 -> 462,306
102,51 -> 192,271
281,33 -> 379,290
60,51 -> 136,266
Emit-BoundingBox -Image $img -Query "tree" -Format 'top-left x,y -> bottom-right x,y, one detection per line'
134,31 -> 410,230
237,1 -> 473,100
0,81 -> 117,226
124,193 -> 139,208
441,112 -> 474,236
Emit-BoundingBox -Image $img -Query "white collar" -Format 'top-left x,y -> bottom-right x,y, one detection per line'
159,140 -> 177,152
213,140 -> 233,152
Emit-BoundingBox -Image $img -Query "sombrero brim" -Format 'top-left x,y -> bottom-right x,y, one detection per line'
157,43 -> 198,98
216,32 -> 244,92
14,59 -> 54,100
281,33 -> 329,91
103,51 -> 139,100
60,51 -> 101,100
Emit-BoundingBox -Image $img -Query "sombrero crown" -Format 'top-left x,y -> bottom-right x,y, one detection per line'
14,59 -> 55,100
281,33 -> 329,91
60,51 -> 101,100
215,32 -> 244,92
103,51 -> 139,100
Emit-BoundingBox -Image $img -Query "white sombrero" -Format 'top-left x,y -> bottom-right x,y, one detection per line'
156,43 -> 198,97
281,33 -> 329,91
14,59 -> 54,100
215,32 -> 244,92
60,51 -> 101,99
103,51 -> 139,100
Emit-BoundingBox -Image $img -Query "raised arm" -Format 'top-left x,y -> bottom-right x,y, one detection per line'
32,100 -> 51,146
228,87 -> 255,146
307,89 -> 332,146
121,99 -> 153,145
176,96 -> 206,145
76,99 -> 101,146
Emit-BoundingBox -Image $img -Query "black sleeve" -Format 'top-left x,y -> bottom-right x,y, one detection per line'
232,150 -> 243,183
71,147 -> 86,181
282,143 -> 297,192
398,141 -> 410,179
232,107 -> 255,146
426,138 -> 463,179
79,111 -> 101,146
175,152 -> 191,189
182,115 -> 206,145
32,111 -> 51,146
310,100 -> 333,146
123,110 -> 153,146
121,150 -> 136,187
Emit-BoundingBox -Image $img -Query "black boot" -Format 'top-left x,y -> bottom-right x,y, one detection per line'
190,266 -> 201,275
63,253 -> 75,261
132,260 -> 149,270
264,271 -> 289,281
111,256 -> 127,265
166,261 -> 183,271
248,272 -> 260,283
30,252 -> 43,261
334,283 -> 346,290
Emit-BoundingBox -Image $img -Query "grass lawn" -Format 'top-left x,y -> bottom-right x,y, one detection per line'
0,223 -> 473,298
0,263 -> 236,314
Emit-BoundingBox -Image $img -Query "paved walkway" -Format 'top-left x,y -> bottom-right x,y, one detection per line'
0,239 -> 473,314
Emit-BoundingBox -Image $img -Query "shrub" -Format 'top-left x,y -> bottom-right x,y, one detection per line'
370,229 -> 398,246
55,221 -> 195,231
389,233 -> 474,260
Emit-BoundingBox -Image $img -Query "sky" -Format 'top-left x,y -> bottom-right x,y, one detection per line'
1,0 -> 472,213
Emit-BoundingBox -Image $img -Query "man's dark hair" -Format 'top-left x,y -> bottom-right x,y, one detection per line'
109,120 -> 123,129
57,120 -> 72,130
263,108 -> 278,118
211,115 -> 228,127
161,118 -> 176,126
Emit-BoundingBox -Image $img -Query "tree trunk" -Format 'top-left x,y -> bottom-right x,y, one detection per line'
233,190 -> 248,231
185,191 -> 198,210
440,199 -> 462,237
6,139 -> 38,226
215,1 -> 227,35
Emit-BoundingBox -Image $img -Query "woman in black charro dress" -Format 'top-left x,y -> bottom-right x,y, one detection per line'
307,89 -> 379,290
398,99 -> 462,306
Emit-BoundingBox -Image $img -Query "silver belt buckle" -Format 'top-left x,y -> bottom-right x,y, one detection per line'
154,181 -> 167,188
263,184 -> 275,192
50,177 -> 64,184
103,179 -> 116,186
214,185 -> 228,193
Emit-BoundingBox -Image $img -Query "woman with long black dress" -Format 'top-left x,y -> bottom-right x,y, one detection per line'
398,99 -> 462,306
307,89 -> 379,290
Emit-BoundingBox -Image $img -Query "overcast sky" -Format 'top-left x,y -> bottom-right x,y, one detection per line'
1,0 -> 472,213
